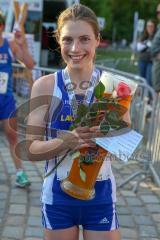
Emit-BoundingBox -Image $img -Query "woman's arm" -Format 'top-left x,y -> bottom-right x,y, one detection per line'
10,30 -> 35,69
137,41 -> 147,52
26,74 -> 99,162
26,74 -> 71,161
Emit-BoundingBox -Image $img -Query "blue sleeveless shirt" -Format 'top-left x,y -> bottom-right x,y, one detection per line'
0,38 -> 13,96
41,70 -> 116,205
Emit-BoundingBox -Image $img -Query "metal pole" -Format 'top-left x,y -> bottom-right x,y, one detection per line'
131,11 -> 139,63
4,0 -> 14,32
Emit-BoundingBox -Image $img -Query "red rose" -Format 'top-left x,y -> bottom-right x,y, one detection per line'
116,82 -> 131,97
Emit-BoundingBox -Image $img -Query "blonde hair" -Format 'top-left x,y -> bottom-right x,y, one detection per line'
55,4 -> 100,42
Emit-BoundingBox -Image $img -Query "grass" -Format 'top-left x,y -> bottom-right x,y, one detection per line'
96,48 -> 132,60
96,48 -> 139,74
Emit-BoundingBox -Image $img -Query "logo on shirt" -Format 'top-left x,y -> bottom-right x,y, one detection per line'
0,53 -> 8,64
99,217 -> 109,224
60,114 -> 74,122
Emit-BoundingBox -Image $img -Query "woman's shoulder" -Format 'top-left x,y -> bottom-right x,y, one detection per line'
31,73 -> 56,97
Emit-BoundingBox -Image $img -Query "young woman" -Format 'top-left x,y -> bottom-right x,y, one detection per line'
0,11 -> 34,187
26,4 -> 130,240
137,19 -> 157,86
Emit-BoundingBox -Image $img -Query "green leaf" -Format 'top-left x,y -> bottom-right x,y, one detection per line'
90,102 -> 99,112
74,117 -> 81,125
108,119 -> 128,131
81,155 -> 94,164
80,114 -> 96,127
70,151 -> 80,159
100,121 -> 111,134
80,167 -> 86,182
98,101 -> 107,111
85,112 -> 97,120
115,120 -> 128,129
77,104 -> 89,118
69,125 -> 75,131
114,103 -> 127,116
105,110 -> 120,123
94,81 -> 105,99
88,111 -> 97,117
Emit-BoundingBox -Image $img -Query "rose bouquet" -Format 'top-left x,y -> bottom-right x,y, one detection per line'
61,71 -> 137,200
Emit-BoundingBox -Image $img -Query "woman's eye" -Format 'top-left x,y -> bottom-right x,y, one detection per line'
62,37 -> 72,44
80,36 -> 90,43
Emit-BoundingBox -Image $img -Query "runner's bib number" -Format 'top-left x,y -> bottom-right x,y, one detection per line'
0,72 -> 8,94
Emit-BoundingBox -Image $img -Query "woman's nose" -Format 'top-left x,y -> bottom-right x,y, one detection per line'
71,40 -> 80,51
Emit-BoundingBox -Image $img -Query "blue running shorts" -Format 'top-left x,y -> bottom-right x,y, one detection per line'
42,203 -> 119,231
0,94 -> 16,120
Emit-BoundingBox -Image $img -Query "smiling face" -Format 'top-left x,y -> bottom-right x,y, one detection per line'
59,20 -> 100,70
146,21 -> 156,36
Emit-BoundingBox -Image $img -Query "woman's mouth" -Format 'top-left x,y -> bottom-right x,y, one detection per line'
69,55 -> 85,61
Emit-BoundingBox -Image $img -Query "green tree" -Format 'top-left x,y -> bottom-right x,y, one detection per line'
81,0 -> 135,41
80,0 -> 112,38
81,0 -> 160,42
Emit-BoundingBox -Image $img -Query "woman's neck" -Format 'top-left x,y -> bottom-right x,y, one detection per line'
66,65 -> 95,95
66,65 -> 94,85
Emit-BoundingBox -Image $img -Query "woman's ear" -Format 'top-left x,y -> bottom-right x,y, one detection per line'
96,33 -> 100,47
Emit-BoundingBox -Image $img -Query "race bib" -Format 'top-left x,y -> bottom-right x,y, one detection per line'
0,72 -> 8,94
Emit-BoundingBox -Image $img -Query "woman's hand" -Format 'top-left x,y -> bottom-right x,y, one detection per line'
59,126 -> 103,151
14,29 -> 26,47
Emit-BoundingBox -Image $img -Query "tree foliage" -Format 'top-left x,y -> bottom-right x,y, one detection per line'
80,0 -> 160,42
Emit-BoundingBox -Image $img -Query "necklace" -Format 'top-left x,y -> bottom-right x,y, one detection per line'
62,67 -> 100,118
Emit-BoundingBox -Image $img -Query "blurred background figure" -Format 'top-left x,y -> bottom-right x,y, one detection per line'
48,26 -> 61,67
137,19 -> 157,87
41,26 -> 49,67
151,3 -> 160,93
41,25 -> 62,67
0,10 -> 34,187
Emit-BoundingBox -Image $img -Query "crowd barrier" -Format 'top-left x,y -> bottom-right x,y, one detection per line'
149,95 -> 160,186
12,63 -> 160,188
96,65 -> 160,190
117,82 -> 159,191
13,63 -> 58,98
96,64 -> 146,84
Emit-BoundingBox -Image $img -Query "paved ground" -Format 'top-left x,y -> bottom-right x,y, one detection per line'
0,134 -> 160,240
